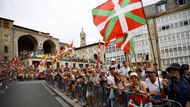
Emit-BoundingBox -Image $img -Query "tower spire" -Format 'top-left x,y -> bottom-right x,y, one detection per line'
80,28 -> 86,47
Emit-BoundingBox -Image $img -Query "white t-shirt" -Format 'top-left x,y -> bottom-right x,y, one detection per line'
146,77 -> 163,93
119,66 -> 130,76
107,75 -> 115,85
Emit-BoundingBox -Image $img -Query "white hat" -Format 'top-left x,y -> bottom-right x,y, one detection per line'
111,58 -> 116,61
130,72 -> 139,78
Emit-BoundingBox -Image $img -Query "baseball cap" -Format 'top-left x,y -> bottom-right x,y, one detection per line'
146,68 -> 156,73
130,72 -> 139,79
111,58 -> 116,61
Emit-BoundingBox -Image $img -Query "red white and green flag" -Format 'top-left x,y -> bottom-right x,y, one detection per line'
92,0 -> 146,54
39,58 -> 47,67
128,93 -> 151,107
59,43 -> 73,57
67,43 -> 73,53
116,33 -> 134,55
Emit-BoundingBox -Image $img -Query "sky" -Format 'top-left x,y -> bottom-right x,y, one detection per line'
0,0 -> 160,47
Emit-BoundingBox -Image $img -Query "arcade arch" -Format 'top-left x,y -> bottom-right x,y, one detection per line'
43,39 -> 56,55
18,35 -> 38,55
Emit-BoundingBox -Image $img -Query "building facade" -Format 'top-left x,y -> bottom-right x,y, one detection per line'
105,0 -> 190,69
153,0 -> 190,69
0,17 -> 98,68
75,29 -> 105,65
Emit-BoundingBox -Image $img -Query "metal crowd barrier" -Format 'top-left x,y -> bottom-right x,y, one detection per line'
46,76 -> 182,107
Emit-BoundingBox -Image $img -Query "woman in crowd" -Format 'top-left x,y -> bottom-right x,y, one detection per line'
125,71 -> 147,94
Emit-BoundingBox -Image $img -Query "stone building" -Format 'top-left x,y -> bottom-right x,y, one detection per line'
0,17 -> 97,68
75,29 -> 105,67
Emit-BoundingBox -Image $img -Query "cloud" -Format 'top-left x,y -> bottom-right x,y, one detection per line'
0,0 -> 159,47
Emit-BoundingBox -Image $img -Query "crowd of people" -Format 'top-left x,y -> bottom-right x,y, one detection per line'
19,50 -> 97,63
1,58 -> 190,106
0,61 -> 17,94
46,58 -> 190,107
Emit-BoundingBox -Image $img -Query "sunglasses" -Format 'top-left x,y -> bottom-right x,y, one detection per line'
146,71 -> 155,74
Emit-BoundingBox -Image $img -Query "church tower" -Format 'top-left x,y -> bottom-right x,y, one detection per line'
80,28 -> 86,47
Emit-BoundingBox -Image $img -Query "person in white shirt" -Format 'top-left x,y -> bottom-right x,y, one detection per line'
145,68 -> 165,100
110,58 -> 118,70
119,61 -> 130,76
107,66 -> 115,86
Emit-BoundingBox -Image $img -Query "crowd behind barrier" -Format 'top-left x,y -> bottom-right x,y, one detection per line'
0,59 -> 189,107
45,63 -> 188,107
19,50 -> 97,63
0,61 -> 17,94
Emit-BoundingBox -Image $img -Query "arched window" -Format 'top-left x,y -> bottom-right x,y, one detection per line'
4,46 -> 8,53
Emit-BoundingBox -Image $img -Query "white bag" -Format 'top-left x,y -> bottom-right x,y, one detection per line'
109,89 -> 115,99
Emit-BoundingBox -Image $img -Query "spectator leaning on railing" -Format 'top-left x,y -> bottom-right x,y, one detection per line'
164,63 -> 190,107
125,71 -> 147,94
0,61 -> 17,94
45,62 -> 190,107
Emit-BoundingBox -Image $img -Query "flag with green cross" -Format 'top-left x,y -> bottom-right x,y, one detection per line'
92,0 -> 146,55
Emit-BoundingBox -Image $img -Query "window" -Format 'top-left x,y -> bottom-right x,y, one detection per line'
3,35 -> 9,41
108,48 -> 111,53
181,33 -> 185,39
171,59 -> 174,63
185,57 -> 188,64
188,46 -> 190,54
184,20 -> 188,26
172,35 -> 176,42
180,58 -> 183,64
165,25 -> 170,29
157,4 -> 166,12
170,24 -> 174,29
162,26 -> 166,30
177,0 -> 186,5
178,46 -> 182,50
112,46 -> 115,52
4,46 -> 8,53
186,31 -> 190,40
168,35 -> 171,41
177,33 -> 181,40
161,49 -> 164,54
183,46 -> 187,54
3,21 -> 9,28
179,21 -> 183,27
179,13 -> 182,18
175,23 -> 179,28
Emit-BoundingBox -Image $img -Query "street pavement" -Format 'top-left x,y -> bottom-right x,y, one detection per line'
0,80 -> 71,107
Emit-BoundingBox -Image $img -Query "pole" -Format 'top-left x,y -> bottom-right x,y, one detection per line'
132,48 -> 138,67
140,1 -> 157,64
124,52 -> 131,68
153,17 -> 161,69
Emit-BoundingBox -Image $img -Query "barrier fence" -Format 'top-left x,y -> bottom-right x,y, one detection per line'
46,76 -> 182,107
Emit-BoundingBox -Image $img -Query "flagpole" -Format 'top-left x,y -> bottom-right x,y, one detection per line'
140,0 -> 157,65
124,52 -> 131,68
132,48 -> 138,67
130,37 -> 137,68
153,18 -> 161,69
